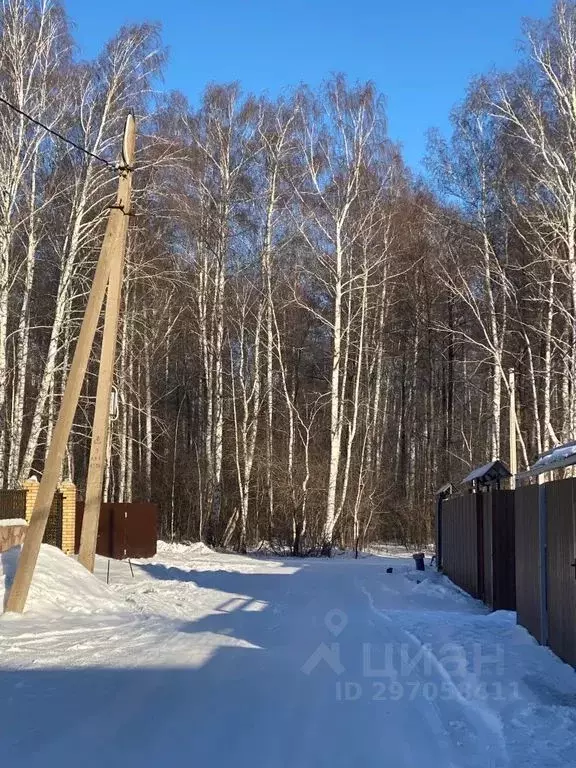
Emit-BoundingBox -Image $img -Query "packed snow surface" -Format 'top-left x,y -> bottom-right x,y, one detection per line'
1,543 -> 576,767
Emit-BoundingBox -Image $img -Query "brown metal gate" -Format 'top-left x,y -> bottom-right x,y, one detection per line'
122,503 -> 158,558
75,502 -> 157,559
546,478 -> 576,666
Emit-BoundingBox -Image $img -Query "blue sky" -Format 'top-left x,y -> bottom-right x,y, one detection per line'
64,0 -> 554,171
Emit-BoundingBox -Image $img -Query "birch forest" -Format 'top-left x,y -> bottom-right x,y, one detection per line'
2,0 -> 576,552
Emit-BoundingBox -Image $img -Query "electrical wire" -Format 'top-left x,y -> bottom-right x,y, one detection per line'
0,94 -> 119,172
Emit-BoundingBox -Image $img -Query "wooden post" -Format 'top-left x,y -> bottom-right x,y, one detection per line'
78,115 -> 135,573
509,368 -> 518,489
5,115 -> 135,613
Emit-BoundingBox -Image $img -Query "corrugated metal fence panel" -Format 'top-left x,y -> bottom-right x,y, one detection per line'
441,494 -> 482,598
476,494 -> 485,602
442,491 -> 514,609
490,490 -> 516,611
546,478 -> 576,667
514,483 -> 541,641
482,494 -> 494,609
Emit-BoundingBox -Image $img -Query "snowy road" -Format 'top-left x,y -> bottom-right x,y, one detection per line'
1,544 -> 576,767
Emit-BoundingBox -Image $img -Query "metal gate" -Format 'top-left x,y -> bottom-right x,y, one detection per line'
42,493 -> 63,549
75,502 -> 157,559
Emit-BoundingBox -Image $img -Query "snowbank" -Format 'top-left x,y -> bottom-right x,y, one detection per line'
0,544 -> 125,616
410,574 -> 472,604
156,540 -> 213,557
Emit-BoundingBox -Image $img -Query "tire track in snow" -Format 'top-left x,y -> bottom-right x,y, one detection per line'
358,577 -> 510,768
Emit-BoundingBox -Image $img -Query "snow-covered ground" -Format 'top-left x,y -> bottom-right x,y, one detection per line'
1,543 -> 576,767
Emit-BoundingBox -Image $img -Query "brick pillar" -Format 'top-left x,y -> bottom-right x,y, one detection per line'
58,480 -> 77,555
22,475 -> 39,522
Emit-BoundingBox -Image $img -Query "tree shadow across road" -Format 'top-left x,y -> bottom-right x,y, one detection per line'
3,557 -> 576,767
0,560 -> 393,767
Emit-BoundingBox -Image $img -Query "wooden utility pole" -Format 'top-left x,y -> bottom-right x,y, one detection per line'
78,115 -> 135,572
5,114 -> 135,613
509,367 -> 518,489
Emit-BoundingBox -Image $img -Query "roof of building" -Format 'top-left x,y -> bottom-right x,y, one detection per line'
461,460 -> 511,486
435,482 -> 455,497
517,441 -> 576,480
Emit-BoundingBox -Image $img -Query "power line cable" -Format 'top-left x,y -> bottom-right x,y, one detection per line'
0,94 -> 119,171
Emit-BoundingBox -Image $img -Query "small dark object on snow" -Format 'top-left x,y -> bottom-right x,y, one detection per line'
386,567 -> 393,574
416,580 -> 421,584
413,552 -> 425,571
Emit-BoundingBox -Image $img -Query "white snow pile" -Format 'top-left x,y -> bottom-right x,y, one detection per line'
156,540 -> 213,557
407,570 -> 475,605
0,544 -> 124,616
0,518 -> 27,527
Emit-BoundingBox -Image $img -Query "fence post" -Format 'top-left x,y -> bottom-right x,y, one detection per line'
58,480 -> 77,555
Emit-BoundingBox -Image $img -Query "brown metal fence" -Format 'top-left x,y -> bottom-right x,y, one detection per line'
440,490 -> 515,608
441,477 -> 576,667
75,502 -> 158,559
441,493 -> 484,599
545,478 -> 576,666
482,490 -> 516,611
514,483 -> 542,642
512,477 -> 576,666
